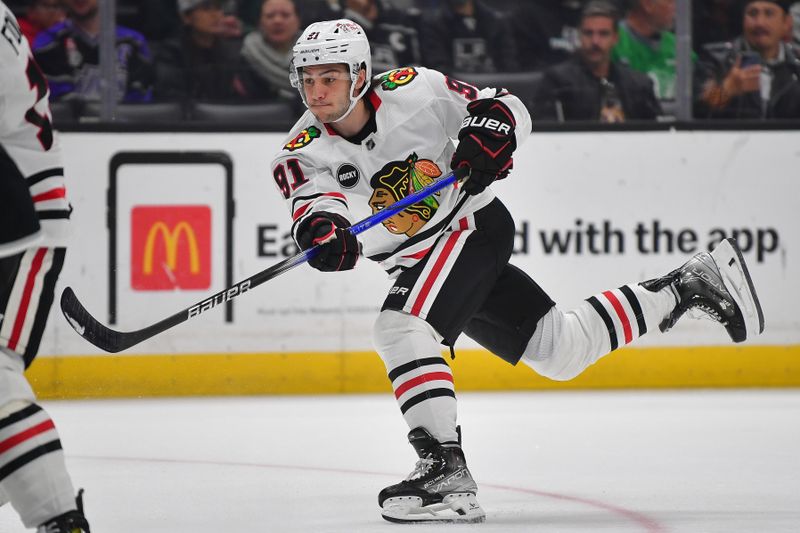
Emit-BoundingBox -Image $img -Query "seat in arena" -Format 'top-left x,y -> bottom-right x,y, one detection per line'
190,101 -> 298,129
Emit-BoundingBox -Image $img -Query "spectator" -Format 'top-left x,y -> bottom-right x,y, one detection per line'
693,0 -> 742,50
695,0 -> 800,119
511,0 -> 584,70
154,0 -> 247,102
790,1 -> 800,45
419,0 -> 519,74
533,0 -> 662,122
32,0 -> 153,102
136,0 -> 241,42
17,0 -> 65,45
219,0 -> 245,38
135,0 -> 183,42
612,0 -> 687,102
343,0 -> 421,72
240,0 -> 301,101
239,0 -> 341,28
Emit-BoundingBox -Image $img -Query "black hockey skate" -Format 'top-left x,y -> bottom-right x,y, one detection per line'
378,427 -> 485,524
37,489 -> 90,533
641,238 -> 764,342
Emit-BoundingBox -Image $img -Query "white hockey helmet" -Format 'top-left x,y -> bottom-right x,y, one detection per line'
289,19 -> 372,122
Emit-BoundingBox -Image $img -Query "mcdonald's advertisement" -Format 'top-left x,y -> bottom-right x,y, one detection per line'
131,205 -> 211,291
37,130 -> 799,360
107,154 -> 234,328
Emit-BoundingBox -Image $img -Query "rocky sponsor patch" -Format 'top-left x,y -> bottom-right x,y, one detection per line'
336,163 -> 360,189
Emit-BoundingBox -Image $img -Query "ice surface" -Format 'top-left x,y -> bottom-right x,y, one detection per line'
1,390 -> 798,532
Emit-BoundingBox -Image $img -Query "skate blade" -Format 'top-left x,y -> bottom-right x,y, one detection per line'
381,493 -> 486,524
711,238 -> 765,340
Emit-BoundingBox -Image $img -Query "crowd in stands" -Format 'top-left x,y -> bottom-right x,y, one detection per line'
10,0 -> 800,124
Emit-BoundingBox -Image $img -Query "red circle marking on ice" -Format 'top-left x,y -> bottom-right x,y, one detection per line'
73,455 -> 665,532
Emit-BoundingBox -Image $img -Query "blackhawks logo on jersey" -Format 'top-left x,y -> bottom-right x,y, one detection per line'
379,67 -> 418,91
284,126 -> 321,151
369,153 -> 442,237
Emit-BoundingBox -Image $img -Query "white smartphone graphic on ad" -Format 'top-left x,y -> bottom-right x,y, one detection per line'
108,152 -> 234,328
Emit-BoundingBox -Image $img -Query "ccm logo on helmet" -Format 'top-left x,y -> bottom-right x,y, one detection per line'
461,116 -> 512,135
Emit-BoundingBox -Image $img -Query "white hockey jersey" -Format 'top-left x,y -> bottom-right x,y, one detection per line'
271,66 -> 531,277
0,1 -> 70,257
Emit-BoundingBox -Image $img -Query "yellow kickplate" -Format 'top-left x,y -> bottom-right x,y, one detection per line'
27,345 -> 800,400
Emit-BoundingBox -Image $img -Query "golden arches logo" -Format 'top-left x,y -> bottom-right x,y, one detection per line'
142,221 -> 200,275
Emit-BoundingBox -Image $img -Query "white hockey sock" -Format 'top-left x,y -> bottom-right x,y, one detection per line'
373,310 -> 458,443
522,284 -> 676,381
0,403 -> 77,528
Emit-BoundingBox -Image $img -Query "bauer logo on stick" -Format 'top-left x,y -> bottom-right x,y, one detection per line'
188,280 -> 251,318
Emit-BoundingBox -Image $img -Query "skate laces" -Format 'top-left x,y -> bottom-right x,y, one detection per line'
406,457 -> 436,480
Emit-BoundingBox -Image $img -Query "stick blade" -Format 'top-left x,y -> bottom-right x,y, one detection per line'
60,287 -> 130,353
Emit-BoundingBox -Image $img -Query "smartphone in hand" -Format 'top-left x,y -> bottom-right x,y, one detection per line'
739,51 -> 761,68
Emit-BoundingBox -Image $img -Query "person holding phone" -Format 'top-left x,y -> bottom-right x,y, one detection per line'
695,0 -> 800,119
532,1 -> 663,123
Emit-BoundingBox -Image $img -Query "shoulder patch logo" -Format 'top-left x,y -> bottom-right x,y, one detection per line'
380,67 -> 418,91
284,126 -> 321,151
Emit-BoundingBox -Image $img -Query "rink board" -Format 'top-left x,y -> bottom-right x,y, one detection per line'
27,345 -> 800,400
29,129 -> 800,398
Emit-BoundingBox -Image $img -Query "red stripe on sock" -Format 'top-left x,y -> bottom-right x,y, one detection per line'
394,372 -> 453,399
603,290 -> 632,344
32,187 -> 66,203
0,419 -> 55,454
8,249 -> 47,351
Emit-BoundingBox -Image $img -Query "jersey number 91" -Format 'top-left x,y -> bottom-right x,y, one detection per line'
273,159 -> 308,199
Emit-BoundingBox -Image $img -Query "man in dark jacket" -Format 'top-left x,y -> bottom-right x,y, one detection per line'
419,0 -> 519,74
694,0 -> 800,119
154,0 -> 246,102
533,1 -> 662,122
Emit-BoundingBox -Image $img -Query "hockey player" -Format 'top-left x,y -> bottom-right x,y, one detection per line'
270,19 -> 765,524
0,2 -> 90,532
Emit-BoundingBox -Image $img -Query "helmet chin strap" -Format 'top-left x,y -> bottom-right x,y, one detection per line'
331,78 -> 369,123
331,100 -> 359,123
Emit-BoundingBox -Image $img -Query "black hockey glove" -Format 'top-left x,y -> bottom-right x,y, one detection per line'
296,212 -> 359,272
451,98 -> 517,196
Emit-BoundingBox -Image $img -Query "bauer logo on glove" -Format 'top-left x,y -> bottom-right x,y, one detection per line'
459,115 -> 513,136
451,98 -> 517,196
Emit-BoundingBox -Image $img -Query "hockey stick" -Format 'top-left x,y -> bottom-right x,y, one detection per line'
60,167 -> 467,353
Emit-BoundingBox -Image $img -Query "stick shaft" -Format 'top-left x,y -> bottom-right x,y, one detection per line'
348,170 -> 459,235
61,168 -> 464,352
